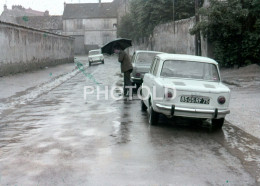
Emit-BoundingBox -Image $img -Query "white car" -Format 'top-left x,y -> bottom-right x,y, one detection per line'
141,54 -> 231,129
88,49 -> 104,66
131,50 -> 163,87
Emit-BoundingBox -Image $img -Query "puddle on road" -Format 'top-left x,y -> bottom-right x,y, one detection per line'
37,142 -> 55,148
214,122 -> 260,182
111,120 -> 132,144
81,128 -> 97,136
139,111 -> 260,183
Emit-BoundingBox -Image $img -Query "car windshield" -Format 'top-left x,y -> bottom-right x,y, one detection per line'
136,52 -> 160,65
89,50 -> 100,55
161,60 -> 220,82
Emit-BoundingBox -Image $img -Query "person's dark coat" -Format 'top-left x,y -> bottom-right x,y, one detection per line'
118,50 -> 133,73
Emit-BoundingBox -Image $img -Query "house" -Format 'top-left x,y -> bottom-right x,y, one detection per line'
0,5 -> 47,24
0,5 -> 62,34
62,1 -> 117,54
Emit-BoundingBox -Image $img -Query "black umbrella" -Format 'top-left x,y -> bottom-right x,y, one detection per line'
101,38 -> 132,55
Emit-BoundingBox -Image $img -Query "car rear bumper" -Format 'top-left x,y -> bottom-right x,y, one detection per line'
155,103 -> 230,119
89,59 -> 103,63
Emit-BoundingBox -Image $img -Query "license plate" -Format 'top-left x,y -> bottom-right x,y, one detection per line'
180,95 -> 210,104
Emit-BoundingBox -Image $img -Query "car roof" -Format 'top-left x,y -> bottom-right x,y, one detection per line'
156,53 -> 218,65
135,50 -> 163,54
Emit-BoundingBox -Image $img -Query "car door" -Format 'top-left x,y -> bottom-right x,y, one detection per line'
131,52 -> 137,78
143,58 -> 159,101
150,58 -> 161,100
142,58 -> 157,102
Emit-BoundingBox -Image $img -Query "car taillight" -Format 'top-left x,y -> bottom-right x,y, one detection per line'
166,92 -> 173,99
136,73 -> 141,77
218,96 -> 226,104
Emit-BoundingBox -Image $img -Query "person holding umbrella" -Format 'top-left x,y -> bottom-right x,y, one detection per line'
114,46 -> 133,96
101,38 -> 133,97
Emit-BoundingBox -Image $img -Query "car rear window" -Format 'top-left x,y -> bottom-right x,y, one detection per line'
160,60 -> 220,82
89,51 -> 100,55
136,52 -> 160,65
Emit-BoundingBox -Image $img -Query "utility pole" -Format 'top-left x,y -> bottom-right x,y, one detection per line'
195,0 -> 201,56
173,0 -> 175,34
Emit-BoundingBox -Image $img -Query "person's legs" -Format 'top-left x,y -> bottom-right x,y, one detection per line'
124,70 -> 132,96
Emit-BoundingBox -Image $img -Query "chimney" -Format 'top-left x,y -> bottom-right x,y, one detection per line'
44,10 -> 49,16
64,2 -> 66,8
4,4 -> 7,10
99,0 -> 101,7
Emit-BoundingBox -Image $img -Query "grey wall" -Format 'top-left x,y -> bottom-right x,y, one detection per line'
153,17 -> 196,54
73,35 -> 85,54
130,17 -> 212,58
0,21 -> 74,76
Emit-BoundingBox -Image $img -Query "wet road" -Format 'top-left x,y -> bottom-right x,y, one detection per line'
0,56 -> 259,185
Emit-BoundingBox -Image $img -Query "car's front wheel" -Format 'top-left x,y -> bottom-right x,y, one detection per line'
89,61 -> 91,66
102,60 -> 104,64
212,118 -> 224,130
149,103 -> 159,125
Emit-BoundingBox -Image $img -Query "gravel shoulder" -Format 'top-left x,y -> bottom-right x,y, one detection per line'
221,64 -> 260,139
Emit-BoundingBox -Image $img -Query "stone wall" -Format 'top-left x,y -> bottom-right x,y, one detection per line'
153,17 -> 196,54
0,21 -> 74,76
130,17 -> 213,58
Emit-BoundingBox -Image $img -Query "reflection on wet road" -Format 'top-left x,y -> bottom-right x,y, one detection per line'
0,56 -> 259,185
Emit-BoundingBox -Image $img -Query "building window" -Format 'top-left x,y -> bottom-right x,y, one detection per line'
103,34 -> 110,44
104,19 -> 109,29
77,19 -> 83,29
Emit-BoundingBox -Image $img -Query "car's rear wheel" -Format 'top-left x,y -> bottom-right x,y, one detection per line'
141,100 -> 147,111
102,60 -> 104,64
89,61 -> 91,66
212,118 -> 224,130
149,103 -> 159,125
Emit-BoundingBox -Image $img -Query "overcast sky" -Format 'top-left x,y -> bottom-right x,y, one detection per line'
0,0 -> 113,16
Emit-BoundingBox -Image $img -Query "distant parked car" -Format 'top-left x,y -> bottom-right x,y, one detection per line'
141,54 -> 231,129
88,49 -> 104,66
131,50 -> 163,87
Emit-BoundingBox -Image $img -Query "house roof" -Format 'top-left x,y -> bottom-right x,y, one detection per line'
16,16 -> 63,30
62,3 -> 117,19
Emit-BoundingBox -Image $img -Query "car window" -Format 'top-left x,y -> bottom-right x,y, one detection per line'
131,53 -> 136,63
89,50 -> 100,55
161,60 -> 220,82
136,52 -> 161,65
149,58 -> 157,74
152,58 -> 160,76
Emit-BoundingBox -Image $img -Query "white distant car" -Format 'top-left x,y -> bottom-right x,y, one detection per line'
131,50 -> 163,87
88,49 -> 104,66
141,54 -> 231,129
